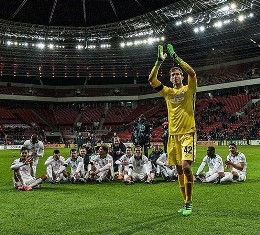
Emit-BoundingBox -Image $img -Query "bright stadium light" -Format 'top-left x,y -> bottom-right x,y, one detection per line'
6,41 -> 12,46
48,44 -> 54,49
186,16 -> 193,23
220,5 -> 230,12
194,26 -> 205,33
100,44 -> 110,48
223,19 -> 231,24
134,40 -> 141,46
199,26 -> 205,32
87,45 -> 96,49
238,15 -> 245,22
120,35 -> 165,48
230,3 -> 237,9
175,21 -> 182,26
147,37 -> 155,44
214,21 -> 223,28
37,43 -> 45,49
76,45 -> 84,50
194,27 -> 199,33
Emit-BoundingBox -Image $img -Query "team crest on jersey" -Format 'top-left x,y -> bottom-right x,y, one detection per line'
170,95 -> 184,102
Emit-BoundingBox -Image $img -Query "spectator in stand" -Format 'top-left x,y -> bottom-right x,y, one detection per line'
11,147 -> 47,191
111,136 -> 126,173
23,134 -> 44,176
0,125 -> 7,144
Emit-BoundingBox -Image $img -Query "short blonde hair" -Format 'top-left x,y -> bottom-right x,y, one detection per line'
169,67 -> 183,75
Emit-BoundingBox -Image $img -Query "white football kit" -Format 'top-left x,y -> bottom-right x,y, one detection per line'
11,158 -> 37,187
65,156 -> 84,176
115,154 -> 132,175
23,139 -> 44,176
221,152 -> 247,182
90,154 -> 114,182
127,155 -> 150,182
156,153 -> 177,180
45,156 -> 66,181
196,154 -> 224,177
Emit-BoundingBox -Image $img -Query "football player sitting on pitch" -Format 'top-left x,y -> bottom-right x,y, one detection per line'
88,145 -> 114,183
194,146 -> 224,183
217,143 -> 247,183
124,145 -> 152,184
11,147 -> 47,191
156,153 -> 178,182
44,149 -> 67,184
115,146 -> 133,180
65,149 -> 85,183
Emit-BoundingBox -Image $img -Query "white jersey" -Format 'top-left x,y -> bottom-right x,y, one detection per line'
115,154 -> 132,165
65,156 -> 84,174
23,140 -> 44,159
226,152 -> 247,174
128,155 -> 149,174
45,156 -> 66,173
196,154 -> 224,175
156,153 -> 168,166
91,154 -> 113,172
11,158 -> 35,185
156,153 -> 177,176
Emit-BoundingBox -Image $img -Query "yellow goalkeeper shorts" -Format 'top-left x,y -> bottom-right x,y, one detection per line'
167,133 -> 196,166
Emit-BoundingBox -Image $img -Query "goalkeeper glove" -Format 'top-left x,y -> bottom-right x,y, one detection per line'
155,45 -> 167,66
167,44 -> 183,63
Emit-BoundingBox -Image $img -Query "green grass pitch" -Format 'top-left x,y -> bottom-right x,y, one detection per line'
0,145 -> 260,235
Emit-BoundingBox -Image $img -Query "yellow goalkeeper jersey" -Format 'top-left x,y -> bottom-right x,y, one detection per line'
159,78 -> 197,135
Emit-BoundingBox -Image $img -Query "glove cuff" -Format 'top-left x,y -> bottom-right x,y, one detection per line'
155,60 -> 163,67
173,54 -> 183,64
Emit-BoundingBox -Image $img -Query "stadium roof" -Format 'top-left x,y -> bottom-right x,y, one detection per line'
0,0 -> 177,27
0,0 -> 259,85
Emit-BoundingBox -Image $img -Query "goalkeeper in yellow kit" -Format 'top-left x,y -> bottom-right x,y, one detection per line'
149,44 -> 197,216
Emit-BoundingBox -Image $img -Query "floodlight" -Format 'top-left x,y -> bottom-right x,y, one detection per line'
238,15 -> 245,22
37,43 -> 45,49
